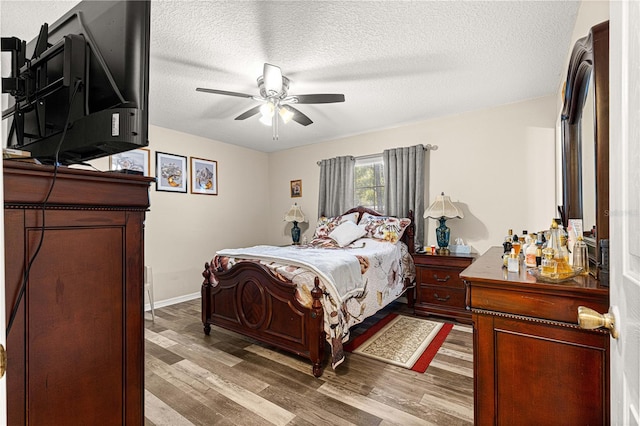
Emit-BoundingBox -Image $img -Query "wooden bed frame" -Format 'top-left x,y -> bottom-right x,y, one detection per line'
201,206 -> 415,377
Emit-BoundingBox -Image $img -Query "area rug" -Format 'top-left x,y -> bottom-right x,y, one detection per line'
344,313 -> 453,373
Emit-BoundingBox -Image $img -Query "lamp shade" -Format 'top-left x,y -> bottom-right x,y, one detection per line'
284,203 -> 306,223
423,192 -> 464,219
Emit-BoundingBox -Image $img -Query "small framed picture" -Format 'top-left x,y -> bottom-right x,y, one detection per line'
290,179 -> 302,198
156,152 -> 187,193
190,157 -> 218,195
109,148 -> 150,176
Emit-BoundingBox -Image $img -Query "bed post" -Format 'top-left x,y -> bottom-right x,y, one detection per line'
404,210 -> 416,307
406,209 -> 415,254
310,276 -> 325,377
202,262 -> 212,335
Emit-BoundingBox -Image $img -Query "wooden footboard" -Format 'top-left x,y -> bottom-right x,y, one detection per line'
202,260 -> 326,377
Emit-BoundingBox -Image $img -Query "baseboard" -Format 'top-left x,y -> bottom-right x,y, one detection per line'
145,291 -> 200,312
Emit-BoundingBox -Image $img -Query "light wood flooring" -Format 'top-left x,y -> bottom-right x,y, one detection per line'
144,299 -> 474,425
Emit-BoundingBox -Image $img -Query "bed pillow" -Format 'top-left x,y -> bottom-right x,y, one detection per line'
329,220 -> 367,247
313,212 -> 359,239
358,212 -> 411,244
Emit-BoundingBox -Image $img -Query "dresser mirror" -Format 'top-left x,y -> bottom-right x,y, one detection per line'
560,20 -> 609,278
581,73 -> 597,235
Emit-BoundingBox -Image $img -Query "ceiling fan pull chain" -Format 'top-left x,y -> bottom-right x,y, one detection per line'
273,110 -> 279,140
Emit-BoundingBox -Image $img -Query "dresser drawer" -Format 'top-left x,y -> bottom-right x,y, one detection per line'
418,267 -> 465,289
418,285 -> 466,307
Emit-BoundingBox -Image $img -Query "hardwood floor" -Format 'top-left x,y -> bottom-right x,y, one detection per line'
144,299 -> 474,425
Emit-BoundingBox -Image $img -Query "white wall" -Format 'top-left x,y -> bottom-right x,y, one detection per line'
93,125 -> 270,304
267,96 -> 558,256
146,126 -> 270,302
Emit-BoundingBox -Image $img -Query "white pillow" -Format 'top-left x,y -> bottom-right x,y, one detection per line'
313,212 -> 359,239
328,220 -> 367,247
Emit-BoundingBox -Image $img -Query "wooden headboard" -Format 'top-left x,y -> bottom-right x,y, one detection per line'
338,206 -> 415,254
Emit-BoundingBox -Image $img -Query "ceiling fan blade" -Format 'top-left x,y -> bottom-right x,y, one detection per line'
263,63 -> 283,95
235,105 -> 262,121
287,106 -> 313,126
288,94 -> 345,104
196,88 -> 254,99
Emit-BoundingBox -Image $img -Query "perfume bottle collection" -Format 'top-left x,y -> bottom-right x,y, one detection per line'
502,219 -> 589,279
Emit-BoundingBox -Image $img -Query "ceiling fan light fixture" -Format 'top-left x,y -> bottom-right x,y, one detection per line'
259,113 -> 273,126
259,102 -> 274,118
279,105 -> 294,124
196,62 -> 344,138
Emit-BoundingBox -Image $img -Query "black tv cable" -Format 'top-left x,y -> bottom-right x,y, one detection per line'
6,79 -> 83,337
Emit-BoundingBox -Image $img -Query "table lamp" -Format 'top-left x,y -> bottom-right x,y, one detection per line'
284,203 -> 306,244
423,192 -> 464,254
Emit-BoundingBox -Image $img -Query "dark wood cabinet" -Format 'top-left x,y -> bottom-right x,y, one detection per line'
461,247 -> 610,425
3,160 -> 153,425
413,251 -> 475,323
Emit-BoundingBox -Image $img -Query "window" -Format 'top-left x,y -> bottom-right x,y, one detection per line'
354,156 -> 385,214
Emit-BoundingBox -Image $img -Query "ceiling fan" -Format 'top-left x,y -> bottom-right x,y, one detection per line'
196,63 -> 345,139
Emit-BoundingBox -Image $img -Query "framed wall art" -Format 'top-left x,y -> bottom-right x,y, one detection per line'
109,148 -> 150,176
156,152 -> 187,193
290,179 -> 302,198
190,157 -> 218,195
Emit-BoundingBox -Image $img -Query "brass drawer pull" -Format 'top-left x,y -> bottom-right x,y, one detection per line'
433,274 -> 451,282
0,343 -> 6,379
433,293 -> 450,302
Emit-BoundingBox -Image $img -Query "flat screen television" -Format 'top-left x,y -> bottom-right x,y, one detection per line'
1,0 -> 150,165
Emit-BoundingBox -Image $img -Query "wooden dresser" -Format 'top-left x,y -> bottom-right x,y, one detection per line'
3,160 -> 153,425
461,247 -> 610,425
413,251 -> 475,323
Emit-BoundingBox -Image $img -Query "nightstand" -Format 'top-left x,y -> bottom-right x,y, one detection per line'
412,251 -> 476,323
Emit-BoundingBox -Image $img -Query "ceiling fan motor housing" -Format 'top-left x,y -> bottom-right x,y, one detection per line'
258,75 -> 290,99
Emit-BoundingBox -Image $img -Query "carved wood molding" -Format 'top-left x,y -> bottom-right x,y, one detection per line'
472,308 -> 609,334
4,204 -> 149,212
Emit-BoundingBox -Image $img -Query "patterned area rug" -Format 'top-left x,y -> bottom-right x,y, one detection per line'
344,314 -> 453,372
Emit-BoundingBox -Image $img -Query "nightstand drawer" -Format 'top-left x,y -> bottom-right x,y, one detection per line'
411,252 -> 475,322
418,267 -> 465,289
419,285 -> 466,307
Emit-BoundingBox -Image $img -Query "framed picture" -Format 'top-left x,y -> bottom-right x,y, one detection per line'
109,148 -> 150,176
290,179 -> 302,198
190,157 -> 218,195
156,152 -> 187,193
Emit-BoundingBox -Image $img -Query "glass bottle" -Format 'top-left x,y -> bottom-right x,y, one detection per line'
525,234 -> 538,268
541,248 -> 557,276
507,248 -> 520,273
557,221 -> 570,263
536,247 -> 543,267
572,236 -> 590,275
512,233 -> 521,256
503,229 -> 513,253
548,220 -> 572,276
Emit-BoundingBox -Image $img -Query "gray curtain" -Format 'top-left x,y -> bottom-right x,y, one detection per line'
318,156 -> 355,217
383,144 -> 425,246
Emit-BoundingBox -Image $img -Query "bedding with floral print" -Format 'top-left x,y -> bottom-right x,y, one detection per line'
207,238 -> 415,369
359,213 -> 411,244
312,212 -> 359,239
307,236 -> 367,249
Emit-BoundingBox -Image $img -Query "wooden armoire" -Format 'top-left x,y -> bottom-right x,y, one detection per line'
3,160 -> 153,424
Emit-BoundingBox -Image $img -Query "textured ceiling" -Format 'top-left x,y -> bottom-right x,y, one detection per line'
1,1 -> 580,153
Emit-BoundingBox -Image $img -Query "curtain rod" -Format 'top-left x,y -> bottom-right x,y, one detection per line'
316,144 -> 438,165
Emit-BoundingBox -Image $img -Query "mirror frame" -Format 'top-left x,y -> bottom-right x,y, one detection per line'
561,21 -> 609,276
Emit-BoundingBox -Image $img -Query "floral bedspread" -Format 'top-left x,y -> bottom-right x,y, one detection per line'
210,237 -> 416,369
